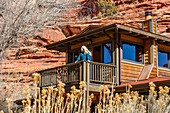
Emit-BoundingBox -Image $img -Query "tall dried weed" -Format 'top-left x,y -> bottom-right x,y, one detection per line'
4,73 -> 170,113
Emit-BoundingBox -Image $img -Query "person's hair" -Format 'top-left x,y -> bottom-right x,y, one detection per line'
81,46 -> 92,56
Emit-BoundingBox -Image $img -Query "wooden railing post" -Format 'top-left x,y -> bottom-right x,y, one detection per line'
83,61 -> 86,82
79,62 -> 82,81
86,62 -> 90,112
82,61 -> 86,113
39,72 -> 42,87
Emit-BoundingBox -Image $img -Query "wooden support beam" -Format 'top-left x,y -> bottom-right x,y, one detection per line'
118,30 -> 130,35
103,29 -> 114,41
158,40 -> 166,44
86,36 -> 98,39
115,28 -> 120,85
158,44 -> 170,51
129,33 -> 140,37
121,34 -> 144,45
112,32 -> 116,84
165,42 -> 170,46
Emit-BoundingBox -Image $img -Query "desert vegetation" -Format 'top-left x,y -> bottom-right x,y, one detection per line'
1,73 -> 169,113
98,0 -> 119,17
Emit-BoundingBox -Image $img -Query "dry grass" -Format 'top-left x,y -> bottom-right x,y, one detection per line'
96,83 -> 170,113
1,73 -> 170,113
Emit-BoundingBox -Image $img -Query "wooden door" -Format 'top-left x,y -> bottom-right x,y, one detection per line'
93,46 -> 101,62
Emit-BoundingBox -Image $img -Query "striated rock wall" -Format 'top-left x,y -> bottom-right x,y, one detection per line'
63,0 -> 170,37
0,27 -> 66,83
1,0 -> 170,84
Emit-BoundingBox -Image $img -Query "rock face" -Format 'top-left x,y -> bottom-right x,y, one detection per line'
0,0 -> 169,103
63,0 -> 170,38
0,27 -> 66,84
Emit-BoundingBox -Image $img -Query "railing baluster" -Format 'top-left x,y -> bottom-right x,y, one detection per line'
105,66 -> 107,81
75,65 -> 77,81
99,65 -> 101,81
106,66 -> 107,82
98,65 -> 99,80
71,66 -> 73,82
106,66 -> 107,81
107,67 -> 109,81
79,63 -> 82,81
62,67 -> 64,82
74,65 -> 77,81
55,69 -> 56,85
68,66 -> 69,82
93,64 -> 94,80
73,65 -> 75,81
108,67 -> 109,81
109,67 -> 110,82
72,66 -> 73,82
107,67 -> 108,82
110,67 -> 112,82
110,67 -> 111,82
39,72 -> 41,87
95,64 -> 97,80
96,64 -> 98,80
48,71 -> 50,85
104,66 -> 105,82
101,66 -> 103,82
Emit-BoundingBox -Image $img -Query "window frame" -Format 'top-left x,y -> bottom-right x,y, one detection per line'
103,41 -> 113,64
122,41 -> 144,64
158,50 -> 170,69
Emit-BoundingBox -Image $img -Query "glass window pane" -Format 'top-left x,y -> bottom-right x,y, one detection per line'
104,43 -> 112,63
123,44 -> 136,61
158,51 -> 168,68
122,42 -> 143,63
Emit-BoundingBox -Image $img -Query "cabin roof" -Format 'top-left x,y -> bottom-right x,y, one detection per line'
112,76 -> 170,93
45,23 -> 170,52
78,25 -> 104,34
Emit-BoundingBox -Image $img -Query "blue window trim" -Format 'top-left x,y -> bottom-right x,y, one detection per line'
122,42 -> 144,64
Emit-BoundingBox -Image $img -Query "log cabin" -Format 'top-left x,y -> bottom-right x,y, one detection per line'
36,11 -> 170,111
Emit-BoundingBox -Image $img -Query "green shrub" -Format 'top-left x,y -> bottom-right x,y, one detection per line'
98,0 -> 119,17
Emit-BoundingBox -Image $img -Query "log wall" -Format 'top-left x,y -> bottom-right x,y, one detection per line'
159,68 -> 170,77
121,61 -> 143,84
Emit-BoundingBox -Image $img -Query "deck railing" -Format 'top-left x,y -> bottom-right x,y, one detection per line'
38,61 -> 117,87
89,62 -> 116,84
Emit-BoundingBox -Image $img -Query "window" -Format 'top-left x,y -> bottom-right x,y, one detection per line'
122,42 -> 143,63
104,42 -> 112,63
158,51 -> 169,68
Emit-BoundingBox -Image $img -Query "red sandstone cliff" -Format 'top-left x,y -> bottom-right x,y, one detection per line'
1,0 -> 170,84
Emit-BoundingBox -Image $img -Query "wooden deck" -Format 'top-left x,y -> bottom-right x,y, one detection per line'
37,61 -> 118,88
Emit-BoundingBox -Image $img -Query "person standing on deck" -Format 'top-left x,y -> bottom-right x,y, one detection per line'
75,46 -> 92,63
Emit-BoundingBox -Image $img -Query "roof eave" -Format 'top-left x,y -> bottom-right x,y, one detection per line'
44,23 -> 170,51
